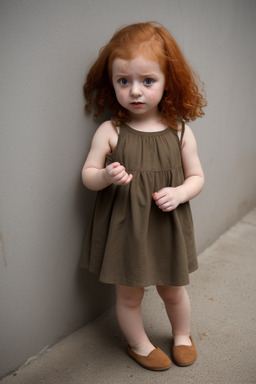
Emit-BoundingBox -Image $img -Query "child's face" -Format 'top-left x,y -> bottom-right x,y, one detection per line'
112,56 -> 165,120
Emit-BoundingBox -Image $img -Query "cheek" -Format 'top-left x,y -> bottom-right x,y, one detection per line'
148,91 -> 163,104
115,88 -> 128,104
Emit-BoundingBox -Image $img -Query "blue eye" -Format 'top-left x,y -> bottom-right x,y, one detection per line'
144,78 -> 154,85
119,78 -> 128,85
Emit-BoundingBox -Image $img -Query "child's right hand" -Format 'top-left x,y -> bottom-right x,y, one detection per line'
105,162 -> 133,185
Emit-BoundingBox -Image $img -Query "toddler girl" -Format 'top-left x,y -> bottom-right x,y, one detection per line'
80,21 -> 206,371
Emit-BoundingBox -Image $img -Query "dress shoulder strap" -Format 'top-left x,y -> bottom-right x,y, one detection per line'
110,118 -> 121,135
180,120 -> 185,148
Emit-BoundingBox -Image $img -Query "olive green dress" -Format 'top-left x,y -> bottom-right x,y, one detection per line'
80,123 -> 198,287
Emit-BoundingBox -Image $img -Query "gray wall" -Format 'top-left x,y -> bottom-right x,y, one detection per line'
1,0 -> 255,378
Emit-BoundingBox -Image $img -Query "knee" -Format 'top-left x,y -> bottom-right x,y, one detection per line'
156,286 -> 186,305
116,285 -> 144,308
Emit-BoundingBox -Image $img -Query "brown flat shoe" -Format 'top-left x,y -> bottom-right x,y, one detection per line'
128,345 -> 171,371
172,336 -> 197,367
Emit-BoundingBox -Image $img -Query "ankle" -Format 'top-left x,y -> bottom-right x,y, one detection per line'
130,341 -> 155,356
173,334 -> 192,347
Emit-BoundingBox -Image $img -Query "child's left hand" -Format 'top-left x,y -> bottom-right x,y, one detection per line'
152,188 -> 181,212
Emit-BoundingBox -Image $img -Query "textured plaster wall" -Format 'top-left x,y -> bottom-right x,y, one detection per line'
0,0 -> 255,378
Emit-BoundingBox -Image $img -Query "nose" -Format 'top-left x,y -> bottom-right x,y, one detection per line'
130,82 -> 142,97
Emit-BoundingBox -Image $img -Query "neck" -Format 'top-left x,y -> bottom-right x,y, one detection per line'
128,116 -> 168,132
129,108 -> 163,124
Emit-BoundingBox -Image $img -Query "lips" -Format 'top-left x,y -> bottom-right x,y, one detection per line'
131,101 -> 144,106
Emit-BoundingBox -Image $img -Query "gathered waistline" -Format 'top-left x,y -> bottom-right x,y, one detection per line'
126,165 -> 182,173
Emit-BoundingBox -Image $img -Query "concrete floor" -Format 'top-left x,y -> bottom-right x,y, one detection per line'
1,208 -> 256,384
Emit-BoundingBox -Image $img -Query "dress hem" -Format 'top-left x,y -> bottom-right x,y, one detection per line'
80,263 -> 198,288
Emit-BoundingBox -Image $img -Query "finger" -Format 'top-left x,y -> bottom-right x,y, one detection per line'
154,195 -> 168,207
108,163 -> 123,175
111,162 -> 121,168
124,173 -> 133,184
112,166 -> 125,177
157,201 -> 168,209
113,170 -> 127,182
119,172 -> 133,185
106,162 -> 121,174
152,189 -> 166,201
162,207 -> 172,212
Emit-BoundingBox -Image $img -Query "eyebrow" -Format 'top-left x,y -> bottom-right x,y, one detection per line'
141,73 -> 158,77
113,72 -> 159,78
113,73 -> 129,77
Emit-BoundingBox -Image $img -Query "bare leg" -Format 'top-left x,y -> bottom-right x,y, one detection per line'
116,285 -> 155,356
156,286 -> 192,346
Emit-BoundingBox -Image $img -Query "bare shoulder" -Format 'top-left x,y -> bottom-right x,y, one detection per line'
92,120 -> 118,151
94,120 -> 118,145
94,120 -> 116,138
83,120 -> 118,170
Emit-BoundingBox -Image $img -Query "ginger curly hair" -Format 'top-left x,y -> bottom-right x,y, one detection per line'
84,22 -> 207,129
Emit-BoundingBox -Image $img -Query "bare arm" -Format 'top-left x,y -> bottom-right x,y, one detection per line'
153,124 -> 204,212
82,121 -> 133,191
